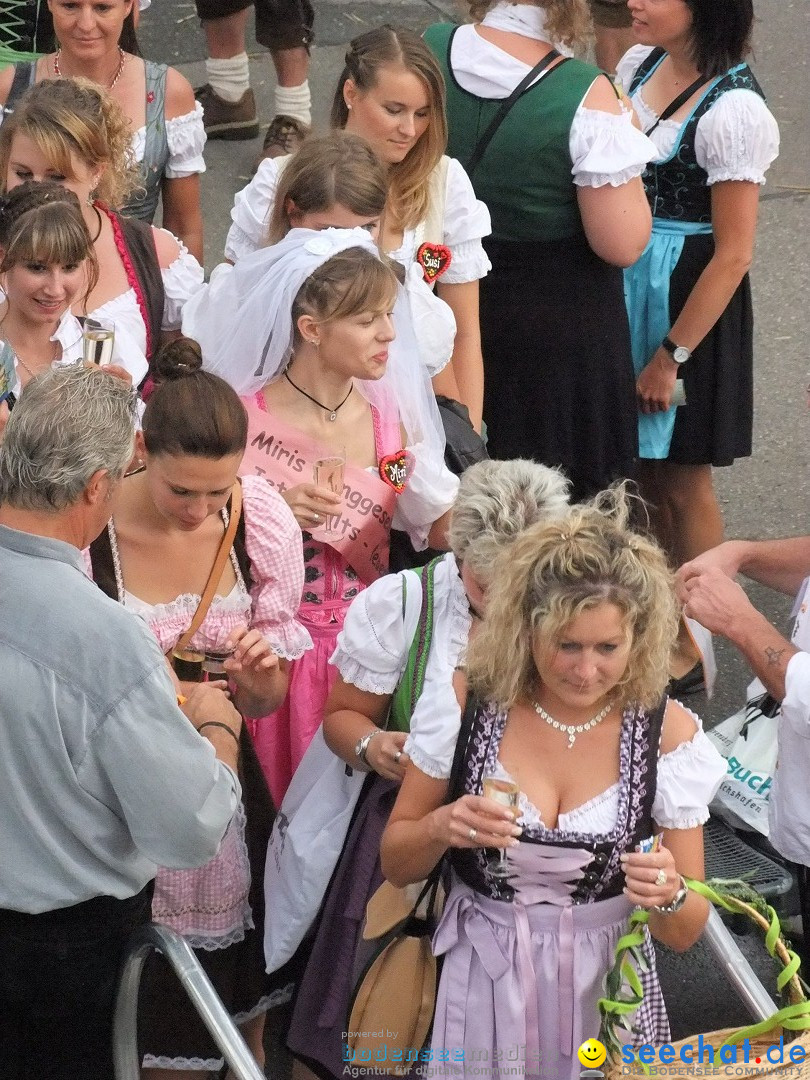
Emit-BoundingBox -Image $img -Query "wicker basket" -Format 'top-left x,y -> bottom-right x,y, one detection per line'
604,888 -> 810,1080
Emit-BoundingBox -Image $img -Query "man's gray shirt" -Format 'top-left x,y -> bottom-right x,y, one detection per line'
0,524 -> 240,913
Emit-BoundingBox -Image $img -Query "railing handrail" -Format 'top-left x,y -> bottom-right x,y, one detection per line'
113,922 -> 267,1080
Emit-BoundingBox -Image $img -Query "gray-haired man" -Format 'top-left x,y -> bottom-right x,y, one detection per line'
0,368 -> 243,1080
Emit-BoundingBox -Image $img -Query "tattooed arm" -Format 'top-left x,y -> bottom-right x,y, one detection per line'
680,567 -> 797,700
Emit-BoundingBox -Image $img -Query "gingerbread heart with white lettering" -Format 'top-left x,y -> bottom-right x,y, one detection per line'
416,242 -> 452,284
379,449 -> 415,493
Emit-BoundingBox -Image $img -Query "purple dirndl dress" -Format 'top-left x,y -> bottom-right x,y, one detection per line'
431,701 -> 671,1080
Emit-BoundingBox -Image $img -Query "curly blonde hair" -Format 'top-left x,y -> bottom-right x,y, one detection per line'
466,486 -> 678,711
0,78 -> 141,210
464,0 -> 593,53
331,27 -> 447,233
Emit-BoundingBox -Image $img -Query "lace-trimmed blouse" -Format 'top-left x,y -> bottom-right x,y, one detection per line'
225,155 -> 492,284
407,696 -> 725,832
131,103 -> 207,179
448,25 -> 659,188
616,45 -> 780,185
83,475 -> 312,661
331,549 -> 471,700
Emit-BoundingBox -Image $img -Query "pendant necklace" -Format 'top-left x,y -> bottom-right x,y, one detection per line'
284,368 -> 352,421
531,698 -> 614,749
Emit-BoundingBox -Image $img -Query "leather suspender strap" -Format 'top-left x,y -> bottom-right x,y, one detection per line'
174,482 -> 243,654
465,49 -> 565,176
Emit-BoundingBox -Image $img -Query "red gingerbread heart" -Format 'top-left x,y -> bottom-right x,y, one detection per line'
379,449 -> 414,493
416,242 -> 452,284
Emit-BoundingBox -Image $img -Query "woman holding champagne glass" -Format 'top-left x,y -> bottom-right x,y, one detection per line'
381,488 -> 726,1080
184,226 -> 458,805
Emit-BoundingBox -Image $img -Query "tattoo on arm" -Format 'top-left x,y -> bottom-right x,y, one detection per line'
765,646 -> 786,667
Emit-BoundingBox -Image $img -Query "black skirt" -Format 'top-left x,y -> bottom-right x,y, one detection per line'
480,233 -> 638,502
667,233 -> 754,466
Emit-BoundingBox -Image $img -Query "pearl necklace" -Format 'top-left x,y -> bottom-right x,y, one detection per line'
531,698 -> 614,749
54,46 -> 127,91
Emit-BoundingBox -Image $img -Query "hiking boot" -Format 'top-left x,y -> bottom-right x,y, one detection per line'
195,84 -> 260,141
257,114 -> 310,163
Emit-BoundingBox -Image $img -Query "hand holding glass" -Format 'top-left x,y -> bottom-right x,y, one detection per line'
482,777 -> 520,878
313,451 -> 345,532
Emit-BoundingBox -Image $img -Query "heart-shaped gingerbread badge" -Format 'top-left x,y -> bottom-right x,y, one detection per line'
416,242 -> 452,284
379,449 -> 415,493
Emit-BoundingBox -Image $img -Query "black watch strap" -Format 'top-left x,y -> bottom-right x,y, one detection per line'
662,335 -> 678,356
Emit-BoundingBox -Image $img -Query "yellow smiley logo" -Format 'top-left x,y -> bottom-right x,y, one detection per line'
577,1039 -> 607,1069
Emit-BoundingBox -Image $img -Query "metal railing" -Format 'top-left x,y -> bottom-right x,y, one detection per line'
113,922 -> 267,1080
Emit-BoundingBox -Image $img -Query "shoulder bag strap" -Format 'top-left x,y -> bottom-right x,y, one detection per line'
174,482 -> 243,654
465,50 -> 565,176
88,526 -> 120,601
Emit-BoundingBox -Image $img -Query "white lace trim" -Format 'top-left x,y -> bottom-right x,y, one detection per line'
404,737 -> 449,779
142,1054 -> 223,1070
224,221 -> 258,264
232,982 -> 295,1023
182,915 -> 253,951
333,655 -> 401,695
707,167 -> 768,186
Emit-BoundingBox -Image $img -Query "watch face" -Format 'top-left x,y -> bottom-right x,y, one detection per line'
673,346 -> 690,364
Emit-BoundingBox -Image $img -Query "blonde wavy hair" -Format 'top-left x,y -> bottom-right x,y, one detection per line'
466,486 -> 678,712
331,27 -> 447,232
465,0 -> 593,52
0,78 -> 141,210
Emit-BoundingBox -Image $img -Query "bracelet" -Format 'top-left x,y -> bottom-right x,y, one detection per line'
198,721 -> 240,747
652,874 -> 688,914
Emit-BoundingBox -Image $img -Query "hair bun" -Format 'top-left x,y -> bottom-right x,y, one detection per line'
152,337 -> 203,381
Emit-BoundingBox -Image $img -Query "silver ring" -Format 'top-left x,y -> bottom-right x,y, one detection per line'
655,868 -> 667,887
312,512 -> 321,523
468,827 -> 478,842
394,750 -> 402,763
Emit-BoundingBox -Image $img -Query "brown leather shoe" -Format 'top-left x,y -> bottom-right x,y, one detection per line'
195,84 -> 260,141
258,114 -> 310,163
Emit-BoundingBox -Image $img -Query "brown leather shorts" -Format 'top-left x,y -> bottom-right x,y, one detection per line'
195,0 -> 313,50
589,0 -> 634,29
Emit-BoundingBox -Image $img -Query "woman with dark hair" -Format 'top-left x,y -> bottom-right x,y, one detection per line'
0,0 -> 206,258
620,0 -> 778,569
85,338 -> 311,1078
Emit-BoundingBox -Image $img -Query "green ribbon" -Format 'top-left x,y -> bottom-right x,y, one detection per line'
598,878 -> 810,1071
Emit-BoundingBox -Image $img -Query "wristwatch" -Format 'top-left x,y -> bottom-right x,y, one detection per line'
355,729 -> 382,766
652,874 -> 689,914
662,336 -> 691,365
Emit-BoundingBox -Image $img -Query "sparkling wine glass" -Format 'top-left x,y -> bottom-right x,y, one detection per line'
482,776 -> 520,878
313,448 -> 345,532
82,316 -> 115,367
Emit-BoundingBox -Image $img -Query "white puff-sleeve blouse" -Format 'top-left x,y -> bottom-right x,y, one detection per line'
131,103 -> 207,179
225,154 -> 491,284
616,45 -> 780,185
448,25 -> 658,189
331,550 -> 471,697
408,696 -> 726,832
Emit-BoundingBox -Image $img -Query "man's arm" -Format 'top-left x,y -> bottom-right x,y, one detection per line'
678,537 -> 810,598
680,568 -> 798,700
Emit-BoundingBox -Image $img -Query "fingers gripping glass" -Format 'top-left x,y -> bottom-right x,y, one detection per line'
313,451 -> 345,532
482,777 -> 520,879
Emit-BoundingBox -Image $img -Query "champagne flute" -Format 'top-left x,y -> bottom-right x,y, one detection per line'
82,316 -> 115,367
313,448 -> 345,532
482,776 -> 520,878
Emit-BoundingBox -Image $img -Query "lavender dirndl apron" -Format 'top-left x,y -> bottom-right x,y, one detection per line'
432,701 -> 670,1080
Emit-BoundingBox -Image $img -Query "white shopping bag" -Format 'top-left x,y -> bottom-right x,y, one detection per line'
707,679 -> 779,836
263,725 -> 365,972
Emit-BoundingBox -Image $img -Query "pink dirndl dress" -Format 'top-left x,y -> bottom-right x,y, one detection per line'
240,392 -> 404,806
85,475 -> 311,1071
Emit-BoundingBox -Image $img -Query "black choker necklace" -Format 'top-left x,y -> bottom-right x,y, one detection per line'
284,369 -> 353,421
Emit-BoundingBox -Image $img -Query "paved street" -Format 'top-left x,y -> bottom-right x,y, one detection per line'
138,0 -> 810,1066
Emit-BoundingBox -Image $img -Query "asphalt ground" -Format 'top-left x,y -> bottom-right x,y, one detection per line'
137,0 -> 810,1067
